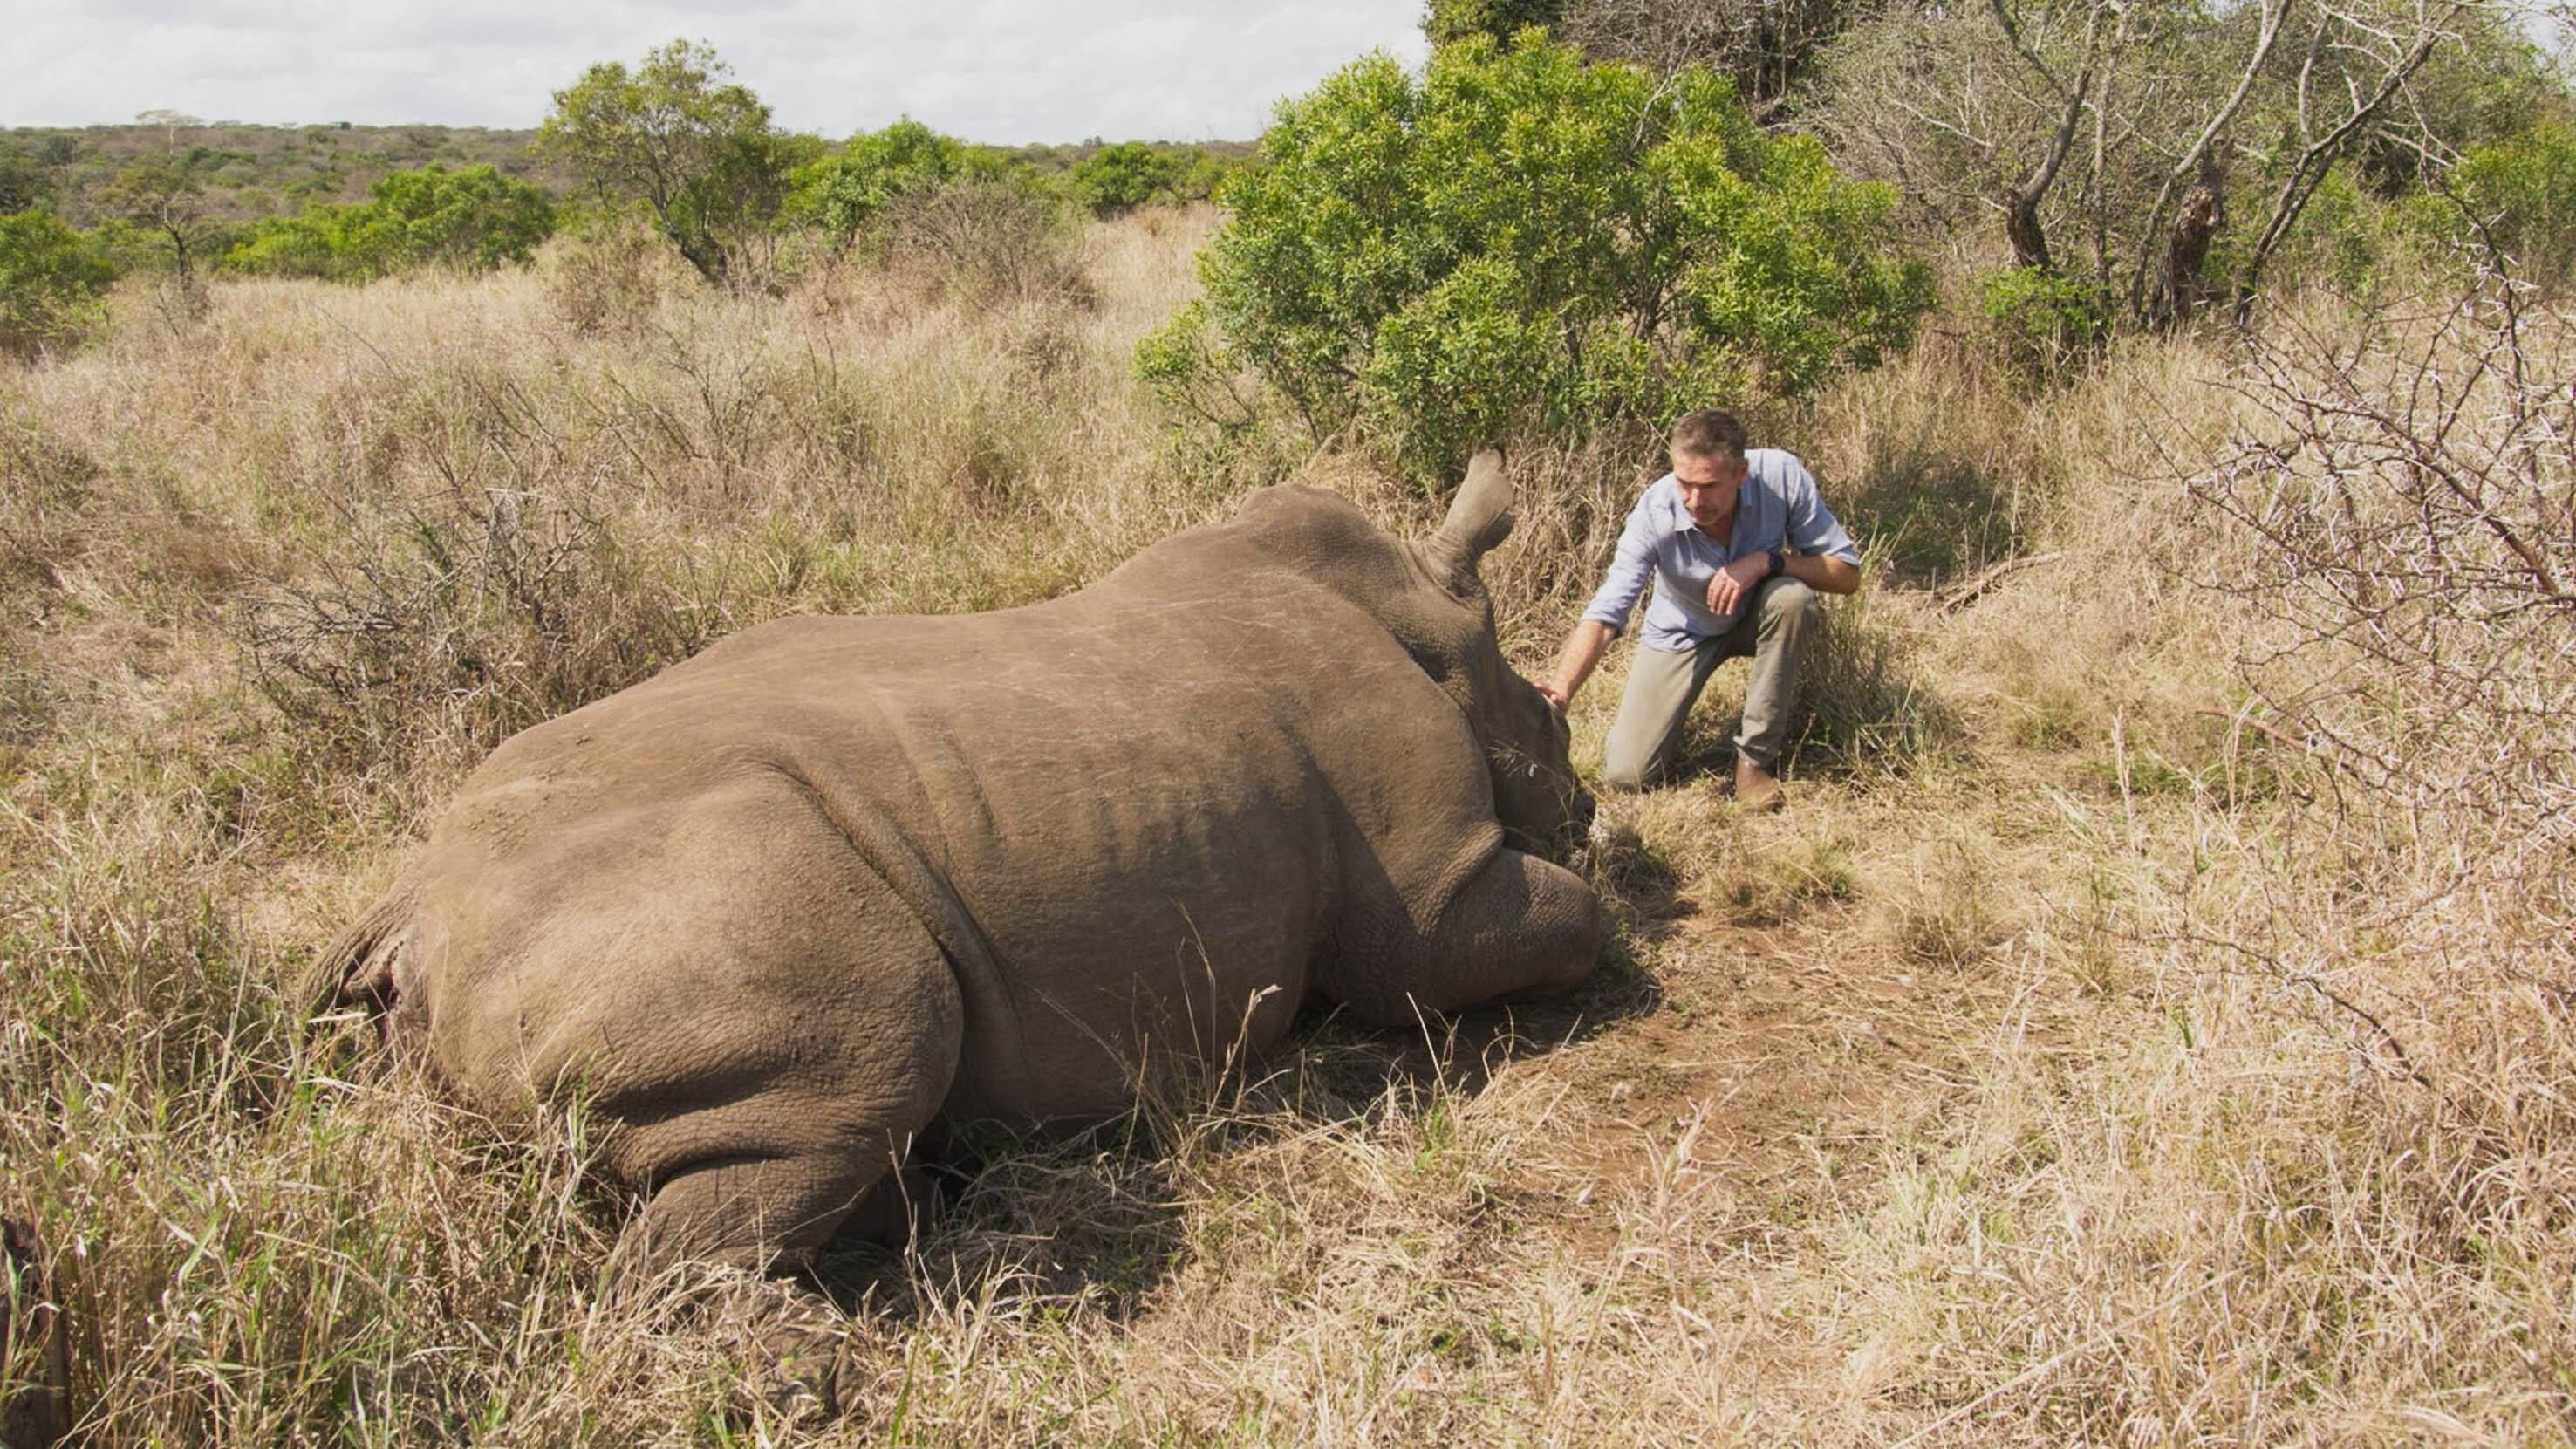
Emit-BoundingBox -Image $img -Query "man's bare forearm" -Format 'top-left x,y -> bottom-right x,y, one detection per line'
1788,552 -> 1862,595
1543,619 -> 1618,707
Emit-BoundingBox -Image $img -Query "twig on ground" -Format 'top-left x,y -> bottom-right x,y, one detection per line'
1935,551 -> 2066,612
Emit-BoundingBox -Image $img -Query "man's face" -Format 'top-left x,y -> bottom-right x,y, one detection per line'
1671,448 -> 1749,532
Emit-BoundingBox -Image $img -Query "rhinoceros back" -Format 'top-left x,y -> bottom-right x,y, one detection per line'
396,508 -> 1475,1125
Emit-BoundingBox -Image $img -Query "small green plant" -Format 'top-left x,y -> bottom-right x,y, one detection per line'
1978,265 -> 2112,380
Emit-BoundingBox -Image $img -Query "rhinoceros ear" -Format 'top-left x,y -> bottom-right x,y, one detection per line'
1424,448 -> 1514,588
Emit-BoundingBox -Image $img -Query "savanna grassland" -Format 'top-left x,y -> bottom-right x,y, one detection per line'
3,195 -> 2572,1449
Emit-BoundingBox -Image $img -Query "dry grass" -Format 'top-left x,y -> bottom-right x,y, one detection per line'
3,208 -> 2569,1445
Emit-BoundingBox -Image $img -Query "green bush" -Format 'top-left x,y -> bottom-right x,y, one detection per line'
2447,113 -> 2576,283
1978,265 -> 2113,380
0,140 -> 54,215
1151,32 -> 1930,481
224,163 -> 555,281
0,208 -> 117,358
1069,142 -> 1209,216
790,120 -> 1042,249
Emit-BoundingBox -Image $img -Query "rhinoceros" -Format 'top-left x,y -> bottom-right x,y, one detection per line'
309,451 -> 1600,1277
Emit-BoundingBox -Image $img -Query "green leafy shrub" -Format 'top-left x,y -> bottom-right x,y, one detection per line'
1153,32 -> 1930,480
790,119 -> 968,243
790,120 -> 1044,249
1069,142 -> 1206,216
2446,113 -> 2576,283
1978,265 -> 2114,380
0,208 -> 117,358
223,163 -> 555,281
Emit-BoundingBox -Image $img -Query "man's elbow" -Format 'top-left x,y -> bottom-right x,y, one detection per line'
1816,557 -> 1863,595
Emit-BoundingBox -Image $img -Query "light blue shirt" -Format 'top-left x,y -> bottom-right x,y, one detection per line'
1581,449 -> 1861,653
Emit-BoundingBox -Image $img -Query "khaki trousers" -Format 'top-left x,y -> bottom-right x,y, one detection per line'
1601,577 -> 1821,791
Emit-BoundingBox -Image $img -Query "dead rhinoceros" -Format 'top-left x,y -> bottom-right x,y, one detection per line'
310,451 -> 1599,1276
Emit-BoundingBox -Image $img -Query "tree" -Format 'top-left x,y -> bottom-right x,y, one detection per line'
1559,0 -> 1858,114
537,40 -> 807,286
1147,34 -> 1930,479
98,155 -> 215,318
1813,0 -> 2513,329
0,208 -> 117,358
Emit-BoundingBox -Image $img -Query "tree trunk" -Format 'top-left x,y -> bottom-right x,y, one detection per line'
2005,192 -> 2053,271
2152,157 -> 2225,328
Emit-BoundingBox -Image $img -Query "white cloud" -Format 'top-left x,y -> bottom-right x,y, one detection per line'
4,0 -> 1431,140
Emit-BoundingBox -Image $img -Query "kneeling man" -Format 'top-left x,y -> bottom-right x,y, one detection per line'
1538,409 -> 1862,810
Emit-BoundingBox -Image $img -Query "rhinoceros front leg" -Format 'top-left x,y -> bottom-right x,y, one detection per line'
1327,845 -> 1602,1023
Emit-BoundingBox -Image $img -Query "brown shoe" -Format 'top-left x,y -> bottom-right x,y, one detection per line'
1734,758 -> 1785,813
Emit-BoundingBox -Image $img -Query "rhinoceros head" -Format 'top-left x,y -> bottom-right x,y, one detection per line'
1414,450 -> 1595,858
1241,450 -> 1594,859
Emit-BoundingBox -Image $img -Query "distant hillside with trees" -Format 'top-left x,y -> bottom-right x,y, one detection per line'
0,118 -> 1251,230
0,87 -> 1250,356
0,120 -> 574,227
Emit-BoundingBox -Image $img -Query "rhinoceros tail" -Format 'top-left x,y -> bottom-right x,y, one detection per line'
300,879 -> 417,1027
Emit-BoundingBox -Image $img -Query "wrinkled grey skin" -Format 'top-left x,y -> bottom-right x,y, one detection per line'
312,452 -> 1600,1275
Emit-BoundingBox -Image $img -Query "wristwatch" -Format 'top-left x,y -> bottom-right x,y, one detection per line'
1764,548 -> 1786,579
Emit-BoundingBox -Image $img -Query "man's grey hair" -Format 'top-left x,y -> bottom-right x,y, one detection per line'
1670,408 -> 1747,460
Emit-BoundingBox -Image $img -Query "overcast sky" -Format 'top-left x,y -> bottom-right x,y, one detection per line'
5,0 -> 1433,143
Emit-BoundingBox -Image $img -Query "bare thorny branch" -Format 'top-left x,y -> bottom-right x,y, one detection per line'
2183,251 -> 2572,989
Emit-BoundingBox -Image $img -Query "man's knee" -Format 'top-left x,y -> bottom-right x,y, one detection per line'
1758,578 -> 1821,635
1598,750 -> 1652,794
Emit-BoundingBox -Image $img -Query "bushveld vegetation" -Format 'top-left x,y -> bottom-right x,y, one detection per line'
4,4 -> 2574,1444
0,48 -> 1234,346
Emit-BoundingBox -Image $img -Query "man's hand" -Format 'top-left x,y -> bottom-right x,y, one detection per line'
1541,620 -> 1616,715
1705,552 -> 1773,617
